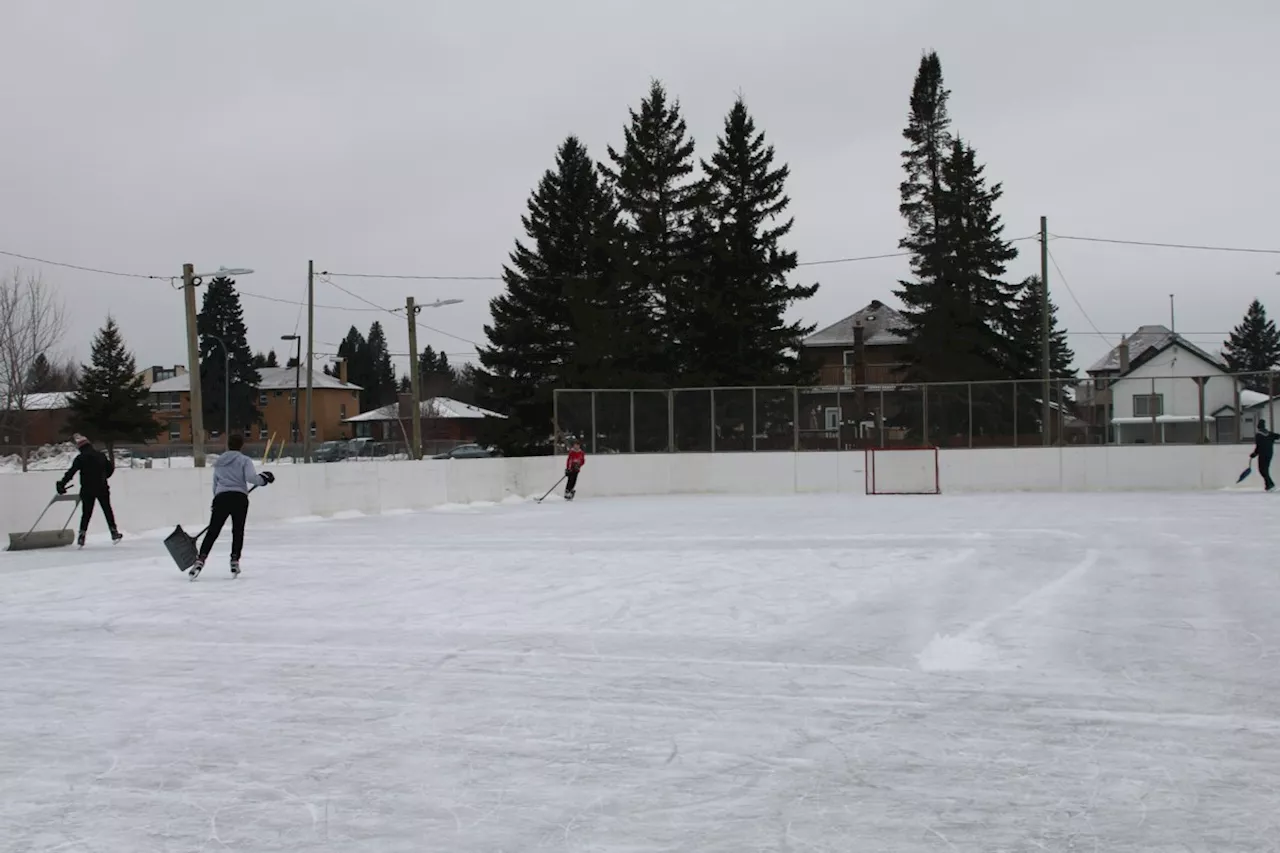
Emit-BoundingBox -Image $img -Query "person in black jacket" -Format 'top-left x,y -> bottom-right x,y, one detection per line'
1251,419 -> 1278,491
57,433 -> 123,546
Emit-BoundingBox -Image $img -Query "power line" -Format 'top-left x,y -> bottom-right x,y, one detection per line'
318,274 -> 481,348
1046,246 -> 1110,347
0,249 -> 169,280
1052,234 -> 1280,255
325,271 -> 502,281
236,290 -> 384,312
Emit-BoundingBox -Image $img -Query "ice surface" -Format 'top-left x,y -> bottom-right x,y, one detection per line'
3,492 -> 1280,851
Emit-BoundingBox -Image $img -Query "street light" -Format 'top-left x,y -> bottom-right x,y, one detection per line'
281,334 -> 301,447
182,264 -> 254,468
206,334 -> 231,451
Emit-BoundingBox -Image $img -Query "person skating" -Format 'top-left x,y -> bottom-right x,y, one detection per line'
56,433 -> 122,547
188,434 -> 274,579
1252,419 -> 1279,491
564,440 -> 585,500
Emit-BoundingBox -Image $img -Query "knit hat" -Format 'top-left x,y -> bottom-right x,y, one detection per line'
73,433 -> 89,447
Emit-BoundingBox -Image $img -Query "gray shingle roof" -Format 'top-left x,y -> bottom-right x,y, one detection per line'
1087,324 -> 1225,374
802,300 -> 909,348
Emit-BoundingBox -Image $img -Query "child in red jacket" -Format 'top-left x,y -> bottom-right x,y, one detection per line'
565,441 -> 586,500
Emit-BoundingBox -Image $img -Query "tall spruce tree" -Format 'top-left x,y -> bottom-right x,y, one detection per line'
479,135 -> 626,452
1222,299 -> 1280,391
26,353 -> 78,392
1007,275 -> 1076,429
602,80 -> 702,384
336,326 -> 372,406
364,321 -> 397,408
418,345 -> 456,397
684,97 -> 817,386
197,276 -> 260,434
66,317 -> 158,449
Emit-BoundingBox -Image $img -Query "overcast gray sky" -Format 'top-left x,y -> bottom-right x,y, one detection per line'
2,0 -> 1277,379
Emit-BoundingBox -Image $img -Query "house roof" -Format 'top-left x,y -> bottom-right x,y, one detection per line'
148,366 -> 363,393
1087,324 -> 1226,375
0,391 -> 71,411
343,397 -> 506,423
802,300 -> 909,348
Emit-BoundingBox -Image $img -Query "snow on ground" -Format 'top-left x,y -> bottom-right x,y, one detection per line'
2,491 -> 1280,851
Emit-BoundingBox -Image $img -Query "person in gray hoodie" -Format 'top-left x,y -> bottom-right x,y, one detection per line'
189,434 -> 274,578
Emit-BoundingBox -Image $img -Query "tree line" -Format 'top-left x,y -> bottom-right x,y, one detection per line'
468,55 -> 1087,451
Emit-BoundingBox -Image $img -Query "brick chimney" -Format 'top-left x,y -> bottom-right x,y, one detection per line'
397,392 -> 412,419
1118,336 -> 1130,374
338,358 -> 348,384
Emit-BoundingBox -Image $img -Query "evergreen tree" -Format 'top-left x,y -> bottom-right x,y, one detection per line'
1223,299 -> 1280,391
479,135 -> 627,452
1007,275 -> 1076,429
398,375 -> 411,394
418,345 -> 456,397
25,354 -> 78,392
197,276 -> 260,434
251,350 -> 279,369
682,96 -> 817,386
66,317 -> 159,449
336,327 -> 372,406
602,79 -> 702,383
364,321 -> 397,408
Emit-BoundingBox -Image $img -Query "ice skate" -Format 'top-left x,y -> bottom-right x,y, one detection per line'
188,558 -> 204,580
230,559 -> 240,577
111,529 -> 123,544
77,531 -> 86,548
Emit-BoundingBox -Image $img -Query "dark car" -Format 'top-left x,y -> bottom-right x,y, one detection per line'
312,440 -> 349,463
431,443 -> 500,460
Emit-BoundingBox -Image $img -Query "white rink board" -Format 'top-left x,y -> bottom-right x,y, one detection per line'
3,492 -> 1279,850
0,444 -> 1261,536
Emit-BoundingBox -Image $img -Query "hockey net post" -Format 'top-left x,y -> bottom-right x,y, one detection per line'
865,446 -> 940,495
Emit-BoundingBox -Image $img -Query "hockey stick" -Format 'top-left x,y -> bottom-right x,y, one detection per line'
535,474 -> 566,503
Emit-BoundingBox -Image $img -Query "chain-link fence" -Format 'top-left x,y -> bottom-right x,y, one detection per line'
554,372 -> 1280,452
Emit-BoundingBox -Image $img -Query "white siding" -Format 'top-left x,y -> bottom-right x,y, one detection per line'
1110,345 -> 1235,419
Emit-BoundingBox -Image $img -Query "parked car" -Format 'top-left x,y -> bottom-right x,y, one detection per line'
312,440 -> 349,463
431,443 -> 500,460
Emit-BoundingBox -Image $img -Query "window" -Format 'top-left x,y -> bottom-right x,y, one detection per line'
310,421 -> 317,438
274,390 -> 283,398
1133,393 -> 1164,417
257,422 -> 268,440
259,392 -> 267,406
169,424 -> 182,441
824,407 -> 841,431
340,404 -> 347,419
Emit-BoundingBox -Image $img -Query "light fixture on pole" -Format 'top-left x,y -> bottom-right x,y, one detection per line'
281,334 -> 302,446
183,265 -> 254,467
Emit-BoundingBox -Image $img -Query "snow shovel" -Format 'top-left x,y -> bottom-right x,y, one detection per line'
1237,464 -> 1253,484
7,493 -> 81,551
164,485 -> 258,570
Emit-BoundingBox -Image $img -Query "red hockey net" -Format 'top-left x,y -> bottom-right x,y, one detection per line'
865,446 -> 940,495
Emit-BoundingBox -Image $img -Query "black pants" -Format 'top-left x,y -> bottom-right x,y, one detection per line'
565,470 -> 579,492
80,491 -> 117,533
199,491 -> 250,561
1261,454 -> 1274,489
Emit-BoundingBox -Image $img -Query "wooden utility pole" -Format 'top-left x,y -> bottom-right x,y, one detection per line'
1040,216 -> 1051,446
304,259 -> 314,462
406,296 -> 423,460
182,262 -> 207,467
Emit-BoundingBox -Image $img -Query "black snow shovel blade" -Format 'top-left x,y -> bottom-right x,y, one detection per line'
163,524 -> 204,571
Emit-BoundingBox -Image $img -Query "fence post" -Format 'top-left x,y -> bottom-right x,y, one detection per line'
667,390 -> 675,453
1012,382 -> 1018,447
1150,377 -> 1159,445
792,387 -> 800,452
921,385 -> 929,445
553,389 -> 560,453
836,386 -> 843,451
590,390 -> 597,455
1270,373 -> 1276,441
629,390 -> 636,453
710,388 -> 716,453
1234,376 -> 1242,446
751,387 -> 758,452
967,383 -> 974,448
879,388 -> 886,447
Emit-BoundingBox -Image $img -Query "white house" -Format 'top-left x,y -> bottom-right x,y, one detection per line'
1080,324 -> 1250,444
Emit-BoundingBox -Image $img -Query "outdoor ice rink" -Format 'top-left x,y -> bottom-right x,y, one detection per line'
3,491 -> 1279,852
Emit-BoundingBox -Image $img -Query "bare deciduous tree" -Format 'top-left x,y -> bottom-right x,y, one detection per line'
0,268 -> 67,471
